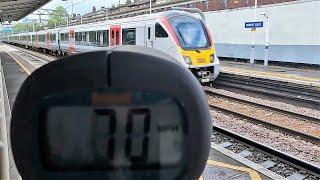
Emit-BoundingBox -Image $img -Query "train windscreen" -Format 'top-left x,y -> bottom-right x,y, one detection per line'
168,16 -> 210,50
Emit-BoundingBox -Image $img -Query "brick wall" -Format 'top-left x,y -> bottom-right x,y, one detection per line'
193,0 -> 298,12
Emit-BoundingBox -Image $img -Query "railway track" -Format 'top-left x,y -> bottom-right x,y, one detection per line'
214,73 -> 320,109
5,43 -> 56,63
212,125 -> 320,179
205,88 -> 320,145
205,88 -> 320,124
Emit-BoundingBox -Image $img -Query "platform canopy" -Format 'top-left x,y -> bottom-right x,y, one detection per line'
0,0 -> 51,22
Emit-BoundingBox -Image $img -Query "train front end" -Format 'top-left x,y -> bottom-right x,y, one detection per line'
164,12 -> 220,83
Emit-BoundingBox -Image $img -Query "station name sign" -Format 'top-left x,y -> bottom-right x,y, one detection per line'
245,21 -> 263,28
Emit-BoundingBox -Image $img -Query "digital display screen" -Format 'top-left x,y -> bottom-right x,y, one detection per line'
40,90 -> 186,171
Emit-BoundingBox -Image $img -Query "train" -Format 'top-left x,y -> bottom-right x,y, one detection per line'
1,10 -> 220,83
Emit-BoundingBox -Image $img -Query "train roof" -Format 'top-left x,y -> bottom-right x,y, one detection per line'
7,10 -> 200,37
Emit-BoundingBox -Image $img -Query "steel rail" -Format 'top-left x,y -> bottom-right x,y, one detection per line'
209,104 -> 320,145
214,78 -> 320,107
212,125 -> 320,176
218,73 -> 320,96
6,44 -> 54,63
205,89 -> 320,124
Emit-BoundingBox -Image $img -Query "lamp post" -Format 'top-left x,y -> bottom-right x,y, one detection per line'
249,0 -> 258,66
150,0 -> 152,14
260,12 -> 270,66
62,0 -> 74,17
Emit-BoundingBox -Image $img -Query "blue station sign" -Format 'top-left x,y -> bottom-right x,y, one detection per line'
0,26 -> 12,33
245,21 -> 264,28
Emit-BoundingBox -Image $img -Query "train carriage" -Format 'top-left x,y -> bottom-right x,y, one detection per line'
2,10 -> 220,82
59,23 -> 110,55
36,30 -> 47,51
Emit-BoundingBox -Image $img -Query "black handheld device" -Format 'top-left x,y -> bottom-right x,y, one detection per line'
10,46 -> 212,180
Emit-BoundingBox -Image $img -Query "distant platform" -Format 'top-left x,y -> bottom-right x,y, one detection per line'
220,61 -> 320,88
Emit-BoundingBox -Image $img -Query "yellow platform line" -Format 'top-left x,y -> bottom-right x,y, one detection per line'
221,66 -> 320,85
205,160 -> 262,180
3,49 -> 32,75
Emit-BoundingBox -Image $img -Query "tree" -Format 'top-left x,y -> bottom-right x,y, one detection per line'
48,5 -> 69,28
126,0 -> 132,5
12,22 -> 45,34
12,23 -> 27,33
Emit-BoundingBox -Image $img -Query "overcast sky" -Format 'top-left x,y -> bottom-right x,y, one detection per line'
25,0 -> 128,21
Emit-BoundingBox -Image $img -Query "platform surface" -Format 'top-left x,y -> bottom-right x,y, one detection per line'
202,146 -> 274,180
220,61 -> 320,87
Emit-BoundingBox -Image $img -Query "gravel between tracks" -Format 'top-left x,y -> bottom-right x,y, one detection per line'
204,86 -> 320,119
207,95 -> 320,137
211,110 -> 320,167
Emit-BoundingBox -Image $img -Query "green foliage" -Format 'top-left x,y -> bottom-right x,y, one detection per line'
12,22 -> 45,34
11,5 -> 68,33
48,5 -> 69,28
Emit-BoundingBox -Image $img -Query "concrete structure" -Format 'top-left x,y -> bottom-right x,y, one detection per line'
206,0 -> 320,65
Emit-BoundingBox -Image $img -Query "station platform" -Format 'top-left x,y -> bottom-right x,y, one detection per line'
220,60 -> 320,88
202,144 -> 282,180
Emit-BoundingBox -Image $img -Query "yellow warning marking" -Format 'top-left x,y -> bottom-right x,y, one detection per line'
3,49 -> 32,75
221,66 -> 320,86
205,160 -> 262,180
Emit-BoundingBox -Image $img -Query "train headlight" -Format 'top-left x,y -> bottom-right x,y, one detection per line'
210,54 -> 215,63
183,56 -> 192,65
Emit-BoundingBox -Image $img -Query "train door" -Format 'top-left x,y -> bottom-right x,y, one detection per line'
110,25 -> 121,46
46,32 -> 51,49
145,21 -> 155,48
69,29 -> 75,52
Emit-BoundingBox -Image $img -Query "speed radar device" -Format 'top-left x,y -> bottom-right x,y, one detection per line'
10,46 -> 212,180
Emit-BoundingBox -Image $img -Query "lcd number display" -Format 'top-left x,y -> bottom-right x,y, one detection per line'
41,91 -> 187,171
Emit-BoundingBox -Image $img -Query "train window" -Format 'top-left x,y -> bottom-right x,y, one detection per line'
38,35 -> 45,42
155,23 -> 168,38
148,27 -> 151,39
32,35 -> 36,41
75,32 -> 82,44
102,30 -> 109,46
168,16 -> 210,50
88,31 -> 95,42
115,30 -> 119,45
60,33 -> 65,42
122,28 -> 136,45
65,33 -> 69,42
82,32 -> 87,42
50,34 -> 56,42
97,31 -> 101,45
88,31 -> 98,45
